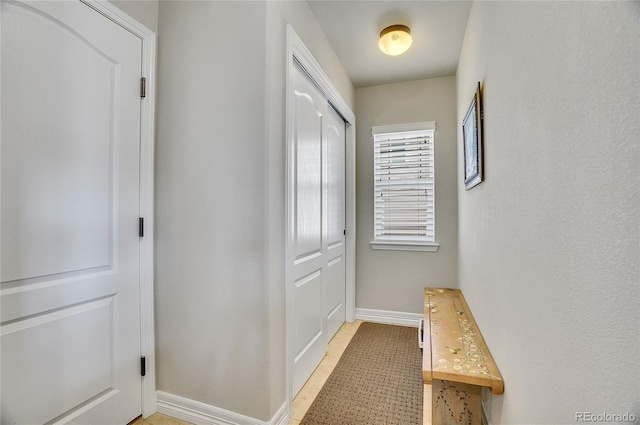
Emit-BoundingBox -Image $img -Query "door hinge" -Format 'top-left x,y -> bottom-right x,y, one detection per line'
140,77 -> 146,98
141,356 -> 146,377
343,229 -> 346,236
139,217 -> 144,238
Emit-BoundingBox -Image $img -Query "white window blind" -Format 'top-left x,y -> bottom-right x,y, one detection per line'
372,123 -> 435,246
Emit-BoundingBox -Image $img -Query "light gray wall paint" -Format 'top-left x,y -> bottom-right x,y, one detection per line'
267,2 -> 355,110
456,2 -> 639,424
110,0 -> 158,33
155,1 -> 354,421
155,1 -> 270,419
355,77 -> 458,314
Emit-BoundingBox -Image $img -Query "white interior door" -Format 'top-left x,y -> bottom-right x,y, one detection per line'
291,61 -> 327,396
325,106 -> 346,340
291,61 -> 346,396
1,1 -> 144,423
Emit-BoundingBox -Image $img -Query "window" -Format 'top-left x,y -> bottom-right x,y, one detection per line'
370,122 -> 438,252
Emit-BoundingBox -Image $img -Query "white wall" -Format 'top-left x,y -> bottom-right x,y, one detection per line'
355,77 -> 458,314
155,1 -> 354,421
456,2 -> 640,424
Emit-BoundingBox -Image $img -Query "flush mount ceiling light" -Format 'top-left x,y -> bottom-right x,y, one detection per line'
378,24 -> 412,56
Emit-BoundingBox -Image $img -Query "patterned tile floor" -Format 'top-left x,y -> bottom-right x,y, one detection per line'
132,320 -> 430,425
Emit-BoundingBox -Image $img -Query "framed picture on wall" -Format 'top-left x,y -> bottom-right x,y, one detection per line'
463,82 -> 483,190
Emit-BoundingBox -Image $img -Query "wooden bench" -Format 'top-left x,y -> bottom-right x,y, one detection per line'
422,288 -> 504,425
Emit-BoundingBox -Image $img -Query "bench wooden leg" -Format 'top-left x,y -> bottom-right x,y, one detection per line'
432,379 -> 483,425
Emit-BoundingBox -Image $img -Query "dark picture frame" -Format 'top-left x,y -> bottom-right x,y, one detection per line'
463,82 -> 483,190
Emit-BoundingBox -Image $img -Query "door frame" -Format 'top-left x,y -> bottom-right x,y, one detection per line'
79,1 -> 157,417
285,25 -> 356,411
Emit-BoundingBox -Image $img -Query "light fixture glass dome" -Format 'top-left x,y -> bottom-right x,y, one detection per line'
378,25 -> 412,56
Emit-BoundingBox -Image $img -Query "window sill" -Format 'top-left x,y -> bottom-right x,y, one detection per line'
369,241 -> 439,252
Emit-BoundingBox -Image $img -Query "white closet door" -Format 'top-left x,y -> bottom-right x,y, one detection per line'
325,106 -> 346,340
291,61 -> 327,396
290,60 -> 347,396
1,1 -> 143,423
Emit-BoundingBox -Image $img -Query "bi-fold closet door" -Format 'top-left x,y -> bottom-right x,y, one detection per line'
291,60 -> 346,396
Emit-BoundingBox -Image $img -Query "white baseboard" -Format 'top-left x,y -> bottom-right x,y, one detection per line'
356,308 -> 422,327
156,391 -> 288,425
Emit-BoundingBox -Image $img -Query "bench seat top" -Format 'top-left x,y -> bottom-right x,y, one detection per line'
422,287 -> 504,395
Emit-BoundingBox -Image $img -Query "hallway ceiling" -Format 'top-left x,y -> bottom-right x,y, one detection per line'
307,1 -> 472,88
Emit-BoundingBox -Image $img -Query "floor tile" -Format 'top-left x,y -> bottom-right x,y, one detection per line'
288,320 -> 362,424
133,413 -> 191,425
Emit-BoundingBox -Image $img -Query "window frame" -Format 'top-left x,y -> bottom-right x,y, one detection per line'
370,121 -> 439,252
